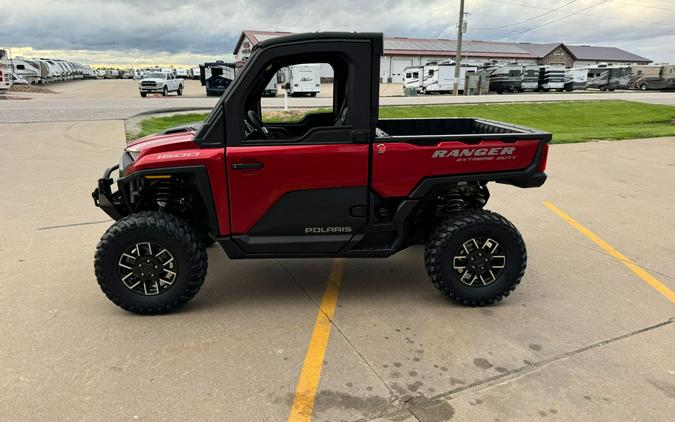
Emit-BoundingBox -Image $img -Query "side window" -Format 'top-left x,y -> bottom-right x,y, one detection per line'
243,60 -> 348,143
428,69 -> 435,76
405,72 -> 411,78
413,71 -> 419,78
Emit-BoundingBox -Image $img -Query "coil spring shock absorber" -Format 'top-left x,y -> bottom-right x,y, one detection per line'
155,181 -> 172,211
446,187 -> 464,213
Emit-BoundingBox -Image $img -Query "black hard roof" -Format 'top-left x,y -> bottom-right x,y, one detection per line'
254,32 -> 384,56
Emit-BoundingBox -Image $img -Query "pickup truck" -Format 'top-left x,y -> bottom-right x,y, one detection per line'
139,71 -> 184,97
92,32 -> 550,314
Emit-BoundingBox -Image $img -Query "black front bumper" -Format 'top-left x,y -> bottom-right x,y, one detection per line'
92,165 -> 124,220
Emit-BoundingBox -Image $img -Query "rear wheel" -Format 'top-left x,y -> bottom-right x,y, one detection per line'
639,83 -> 648,91
94,212 -> 207,315
177,84 -> 183,96
424,210 -> 526,306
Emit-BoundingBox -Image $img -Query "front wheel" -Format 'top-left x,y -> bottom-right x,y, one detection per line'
424,210 -> 526,306
639,83 -> 648,91
94,212 -> 208,315
162,86 -> 168,96
140,92 -> 147,97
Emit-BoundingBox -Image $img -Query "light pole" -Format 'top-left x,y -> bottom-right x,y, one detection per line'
453,0 -> 466,96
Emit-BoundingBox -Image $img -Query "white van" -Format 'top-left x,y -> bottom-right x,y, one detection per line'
285,64 -> 320,96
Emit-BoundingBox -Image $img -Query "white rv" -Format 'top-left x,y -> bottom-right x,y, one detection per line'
11,59 -> 42,84
403,66 -> 424,92
191,67 -> 201,80
538,65 -> 565,91
175,68 -> 189,79
420,62 -> 478,94
564,67 -> 588,91
284,64 -> 320,96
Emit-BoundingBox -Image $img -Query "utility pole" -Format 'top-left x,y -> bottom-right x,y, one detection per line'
453,0 -> 466,96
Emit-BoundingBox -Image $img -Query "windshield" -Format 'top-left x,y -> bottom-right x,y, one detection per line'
146,72 -> 165,79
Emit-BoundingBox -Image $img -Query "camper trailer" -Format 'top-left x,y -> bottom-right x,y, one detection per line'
420,62 -> 478,94
191,67 -> 201,80
11,59 -> 42,84
585,65 -> 630,91
284,64 -> 321,96
538,65 -> 565,91
488,63 -> 523,93
199,61 -> 236,96
521,65 -> 539,91
175,69 -> 189,79
403,66 -> 424,93
564,67 -> 588,91
629,64 -> 675,91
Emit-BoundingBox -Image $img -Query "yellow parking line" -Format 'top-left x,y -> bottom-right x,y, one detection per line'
544,201 -> 675,305
288,258 -> 344,422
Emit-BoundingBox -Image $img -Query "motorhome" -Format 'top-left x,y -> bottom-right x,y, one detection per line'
629,64 -> 675,91
403,66 -> 424,92
420,62 -> 479,94
585,65 -> 630,91
199,61 -> 236,96
538,65 -> 565,91
521,64 -> 539,91
488,63 -> 523,93
284,64 -> 321,96
564,67 -> 588,91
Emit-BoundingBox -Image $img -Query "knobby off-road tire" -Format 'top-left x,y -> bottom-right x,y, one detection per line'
424,210 -> 526,306
94,212 -> 207,315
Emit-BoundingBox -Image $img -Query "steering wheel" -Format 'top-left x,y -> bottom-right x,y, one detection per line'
245,110 -> 270,140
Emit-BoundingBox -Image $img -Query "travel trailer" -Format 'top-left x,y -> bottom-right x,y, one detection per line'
585,65 -> 630,91
284,64 -> 321,96
175,69 -> 189,79
521,64 -> 539,91
629,64 -> 675,91
403,65 -> 424,92
488,63 -> 523,93
199,61 -> 236,96
420,62 -> 479,94
191,67 -> 201,80
564,67 -> 588,91
11,59 -> 42,84
538,65 -> 565,91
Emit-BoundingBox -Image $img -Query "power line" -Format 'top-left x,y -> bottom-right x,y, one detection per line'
479,0 -> 675,28
612,0 -> 675,12
472,0 -> 577,30
507,0 -> 609,38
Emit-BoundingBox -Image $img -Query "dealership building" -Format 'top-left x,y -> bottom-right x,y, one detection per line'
233,30 -> 651,83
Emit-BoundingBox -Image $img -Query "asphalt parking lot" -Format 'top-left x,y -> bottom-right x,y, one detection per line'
2,79 -> 675,123
1,92 -> 674,421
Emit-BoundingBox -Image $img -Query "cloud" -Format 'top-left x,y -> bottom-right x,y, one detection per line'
0,0 -> 673,65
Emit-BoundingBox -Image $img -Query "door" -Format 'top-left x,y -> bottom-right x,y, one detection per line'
225,53 -> 373,255
391,58 -> 413,83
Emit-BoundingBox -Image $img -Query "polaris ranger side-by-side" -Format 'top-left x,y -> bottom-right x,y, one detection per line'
92,33 -> 551,314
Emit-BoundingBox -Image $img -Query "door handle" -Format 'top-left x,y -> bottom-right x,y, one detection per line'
232,162 -> 263,170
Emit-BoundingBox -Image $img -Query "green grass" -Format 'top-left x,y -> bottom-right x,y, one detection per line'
134,100 -> 675,143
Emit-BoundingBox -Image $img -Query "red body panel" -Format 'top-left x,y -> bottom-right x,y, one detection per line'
371,139 -> 540,197
226,144 -> 368,234
126,132 -> 231,236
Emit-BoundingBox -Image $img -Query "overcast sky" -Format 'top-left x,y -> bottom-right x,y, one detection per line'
1,0 -> 674,66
